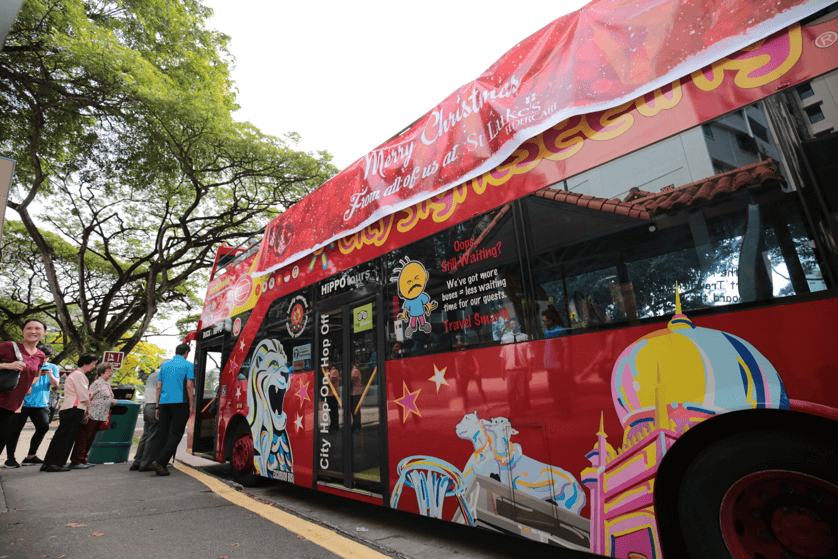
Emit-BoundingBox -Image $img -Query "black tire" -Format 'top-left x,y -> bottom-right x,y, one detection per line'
676,428 -> 838,559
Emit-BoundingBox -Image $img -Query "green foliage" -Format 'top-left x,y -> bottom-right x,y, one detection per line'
0,0 -> 337,360
114,340 -> 166,389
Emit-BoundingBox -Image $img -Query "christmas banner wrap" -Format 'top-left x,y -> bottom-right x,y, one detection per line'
254,0 -> 830,277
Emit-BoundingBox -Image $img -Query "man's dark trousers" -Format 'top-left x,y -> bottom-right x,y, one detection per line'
154,402 -> 189,466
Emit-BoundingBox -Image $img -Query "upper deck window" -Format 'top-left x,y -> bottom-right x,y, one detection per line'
525,102 -> 830,339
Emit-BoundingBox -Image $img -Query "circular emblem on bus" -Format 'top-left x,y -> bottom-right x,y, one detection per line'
286,295 -> 308,338
270,223 -> 295,258
269,277 -> 275,290
292,265 -> 299,279
815,31 -> 837,49
233,317 -> 242,336
232,275 -> 253,306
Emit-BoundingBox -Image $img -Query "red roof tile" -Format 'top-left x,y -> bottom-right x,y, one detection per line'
531,159 -> 783,220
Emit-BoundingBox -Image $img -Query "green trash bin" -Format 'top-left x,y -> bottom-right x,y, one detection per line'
88,399 -> 141,464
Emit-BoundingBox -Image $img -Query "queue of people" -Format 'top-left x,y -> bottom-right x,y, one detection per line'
1,319 -> 195,478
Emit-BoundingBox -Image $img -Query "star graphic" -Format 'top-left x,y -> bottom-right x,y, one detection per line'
239,339 -> 246,352
394,382 -> 422,423
428,365 -> 449,393
295,380 -> 310,405
228,359 -> 238,372
235,387 -> 241,398
294,414 -> 304,432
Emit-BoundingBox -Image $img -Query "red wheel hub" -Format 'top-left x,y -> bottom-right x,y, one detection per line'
720,470 -> 837,559
231,433 -> 254,473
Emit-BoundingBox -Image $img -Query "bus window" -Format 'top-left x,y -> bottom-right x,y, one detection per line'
526,104 -> 831,336
237,288 -> 315,381
224,311 -> 252,381
384,205 -> 528,359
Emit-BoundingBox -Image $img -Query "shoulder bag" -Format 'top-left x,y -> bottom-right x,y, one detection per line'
0,343 -> 24,394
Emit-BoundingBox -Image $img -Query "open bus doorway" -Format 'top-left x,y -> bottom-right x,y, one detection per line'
192,342 -> 222,457
315,295 -> 384,496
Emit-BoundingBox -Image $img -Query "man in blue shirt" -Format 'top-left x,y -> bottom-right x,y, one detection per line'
2,344 -> 60,467
150,344 -> 194,476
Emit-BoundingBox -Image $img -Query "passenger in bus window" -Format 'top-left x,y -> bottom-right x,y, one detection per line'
541,308 -> 566,338
491,306 -> 507,341
350,359 -> 362,431
570,292 -> 609,328
326,359 -> 340,432
365,342 -> 378,369
500,317 -> 528,344
388,341 -> 402,360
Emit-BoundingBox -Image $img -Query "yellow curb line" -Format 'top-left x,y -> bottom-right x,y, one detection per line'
173,462 -> 391,559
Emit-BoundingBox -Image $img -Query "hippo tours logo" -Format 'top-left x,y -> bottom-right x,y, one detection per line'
232,275 -> 253,307
286,295 -> 308,338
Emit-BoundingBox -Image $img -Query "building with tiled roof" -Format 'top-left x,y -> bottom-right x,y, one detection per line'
533,158 -> 784,220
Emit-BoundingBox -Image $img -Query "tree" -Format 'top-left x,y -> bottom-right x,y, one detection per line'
0,0 -> 336,361
114,340 -> 167,390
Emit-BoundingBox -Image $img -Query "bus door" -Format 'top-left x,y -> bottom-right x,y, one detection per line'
315,294 -> 384,495
192,339 -> 222,457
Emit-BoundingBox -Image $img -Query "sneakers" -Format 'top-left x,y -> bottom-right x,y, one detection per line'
138,466 -> 154,472
4,459 -> 20,469
129,463 -> 140,471
69,463 -> 91,469
21,456 -> 43,466
151,461 -> 170,476
44,465 -> 71,472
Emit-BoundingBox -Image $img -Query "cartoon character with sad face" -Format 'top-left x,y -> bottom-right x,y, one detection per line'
392,257 -> 438,337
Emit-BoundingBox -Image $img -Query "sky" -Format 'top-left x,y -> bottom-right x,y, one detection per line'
148,0 -> 590,355
200,0 -> 590,171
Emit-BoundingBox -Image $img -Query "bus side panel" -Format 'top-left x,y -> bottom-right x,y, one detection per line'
386,297 -> 838,554
285,369 -> 315,487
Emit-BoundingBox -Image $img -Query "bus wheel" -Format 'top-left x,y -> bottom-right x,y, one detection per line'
720,470 -> 837,559
230,429 -> 258,487
676,430 -> 838,559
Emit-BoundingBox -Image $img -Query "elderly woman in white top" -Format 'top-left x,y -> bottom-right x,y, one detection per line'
70,363 -> 116,468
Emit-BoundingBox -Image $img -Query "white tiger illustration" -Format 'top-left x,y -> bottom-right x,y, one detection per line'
246,339 -> 293,478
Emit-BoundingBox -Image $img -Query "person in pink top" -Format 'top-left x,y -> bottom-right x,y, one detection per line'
70,363 -> 116,468
40,353 -> 99,472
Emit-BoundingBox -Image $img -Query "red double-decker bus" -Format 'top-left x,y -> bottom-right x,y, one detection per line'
187,4 -> 838,558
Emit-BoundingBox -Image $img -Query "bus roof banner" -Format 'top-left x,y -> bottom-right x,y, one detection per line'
254,0 -> 829,278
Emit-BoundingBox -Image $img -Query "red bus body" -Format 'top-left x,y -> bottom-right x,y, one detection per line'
189,12 -> 838,559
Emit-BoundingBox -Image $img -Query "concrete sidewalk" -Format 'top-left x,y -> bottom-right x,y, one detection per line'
0,424 -> 361,559
0,459 -> 345,559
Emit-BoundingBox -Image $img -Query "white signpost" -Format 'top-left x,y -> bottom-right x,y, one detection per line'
103,351 -> 125,370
